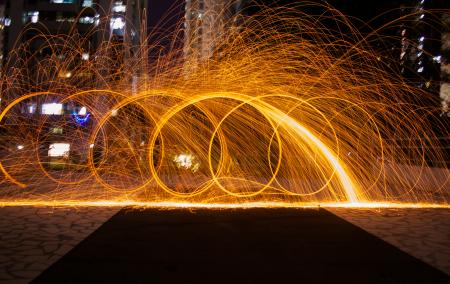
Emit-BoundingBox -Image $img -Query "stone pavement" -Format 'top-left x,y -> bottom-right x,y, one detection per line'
0,206 -> 119,284
0,206 -> 449,283
329,208 -> 450,275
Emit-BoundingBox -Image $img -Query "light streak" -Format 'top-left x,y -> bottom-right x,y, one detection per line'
0,3 -> 447,208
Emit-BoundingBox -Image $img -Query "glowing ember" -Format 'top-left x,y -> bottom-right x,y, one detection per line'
0,3 -> 447,208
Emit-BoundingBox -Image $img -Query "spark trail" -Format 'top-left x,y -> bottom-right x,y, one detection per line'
0,2 -> 448,208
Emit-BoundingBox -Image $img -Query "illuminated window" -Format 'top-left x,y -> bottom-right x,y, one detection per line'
23,11 -> 39,24
48,143 -> 70,158
79,16 -> 95,24
433,55 -> 442,63
112,1 -> 126,13
52,127 -> 63,134
82,0 -> 93,7
110,16 -> 125,30
27,104 -> 37,114
50,0 -> 75,3
94,14 -> 100,26
78,106 -> 87,115
41,103 -> 63,115
0,17 -> 11,29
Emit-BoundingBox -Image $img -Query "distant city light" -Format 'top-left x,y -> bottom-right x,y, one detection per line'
27,104 -> 36,114
82,53 -> 90,60
82,0 -> 93,7
419,36 -> 425,42
110,17 -> 125,30
111,109 -> 118,116
51,0 -> 75,3
17,145 -> 24,150
48,143 -> 70,158
78,106 -> 87,115
79,16 -> 95,24
417,67 -> 424,73
112,2 -> 126,13
28,11 -> 39,23
173,153 -> 200,172
94,14 -> 100,26
433,55 -> 442,63
89,144 -> 95,148
41,103 -> 63,115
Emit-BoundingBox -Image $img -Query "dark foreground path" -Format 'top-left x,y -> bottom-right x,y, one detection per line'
32,208 -> 449,284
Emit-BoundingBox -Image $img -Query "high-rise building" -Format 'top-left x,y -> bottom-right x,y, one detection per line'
398,1 -> 443,99
0,3 -> 7,68
1,0 -> 147,71
440,12 -> 450,117
183,0 -> 244,67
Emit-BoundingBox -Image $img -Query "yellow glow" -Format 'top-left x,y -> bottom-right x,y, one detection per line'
0,4 -> 447,207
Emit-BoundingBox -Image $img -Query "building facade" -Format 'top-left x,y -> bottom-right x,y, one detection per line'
183,0 -> 244,67
1,0 -> 147,69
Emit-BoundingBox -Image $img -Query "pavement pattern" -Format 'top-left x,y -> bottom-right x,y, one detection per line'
0,206 -> 119,284
329,208 -> 450,275
0,206 -> 448,283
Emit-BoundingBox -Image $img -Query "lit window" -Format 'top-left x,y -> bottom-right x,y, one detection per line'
82,0 -> 93,7
94,14 -> 100,26
0,17 -> 11,29
41,103 -> 63,115
27,104 -> 37,114
110,16 -> 125,30
78,106 -> 87,115
112,1 -> 126,13
24,11 -> 39,23
52,127 -> 63,134
48,143 -> 70,158
79,16 -> 94,24
433,55 -> 442,63
50,0 -> 75,3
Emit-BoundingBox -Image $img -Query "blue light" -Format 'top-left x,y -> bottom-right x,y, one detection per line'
73,112 -> 90,125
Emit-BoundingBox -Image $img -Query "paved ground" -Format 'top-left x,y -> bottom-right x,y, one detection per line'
0,206 -> 119,284
0,206 -> 448,283
329,208 -> 450,275
31,208 -> 448,283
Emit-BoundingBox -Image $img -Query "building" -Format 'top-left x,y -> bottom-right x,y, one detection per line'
0,0 -> 148,168
1,0 -> 147,72
183,0 -> 245,67
441,12 -> 450,117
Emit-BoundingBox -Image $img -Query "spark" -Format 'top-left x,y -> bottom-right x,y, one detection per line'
0,3 -> 447,207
